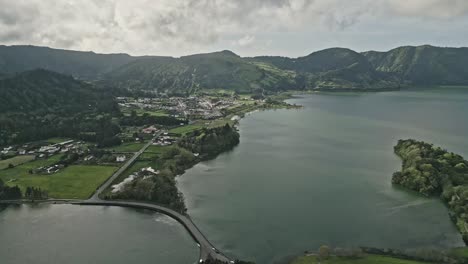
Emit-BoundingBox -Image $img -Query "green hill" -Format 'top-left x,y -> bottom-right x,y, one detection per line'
104,50 -> 298,93
0,69 -> 113,113
252,48 -> 399,90
362,45 -> 468,85
2,45 -> 468,92
0,45 -> 136,79
0,69 -> 120,146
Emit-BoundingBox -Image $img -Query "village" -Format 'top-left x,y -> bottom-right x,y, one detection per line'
116,94 -> 254,120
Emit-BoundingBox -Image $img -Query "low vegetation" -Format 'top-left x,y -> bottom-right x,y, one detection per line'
0,155 -> 35,170
291,255 -> 429,264
104,141 -> 146,152
393,139 -> 468,242
201,259 -> 255,264
290,245 -> 468,264
0,156 -> 117,199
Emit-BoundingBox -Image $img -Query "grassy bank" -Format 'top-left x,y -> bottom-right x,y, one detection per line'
291,255 -> 429,264
0,155 -> 35,170
104,141 -> 147,152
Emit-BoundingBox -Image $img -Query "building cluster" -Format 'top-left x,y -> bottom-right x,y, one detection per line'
35,164 -> 65,174
2,140 -> 88,159
152,132 -> 175,146
117,96 -> 243,120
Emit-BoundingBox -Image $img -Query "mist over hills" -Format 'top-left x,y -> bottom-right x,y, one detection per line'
0,44 -> 467,93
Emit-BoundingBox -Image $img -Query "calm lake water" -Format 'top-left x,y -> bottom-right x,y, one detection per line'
0,204 -> 199,264
2,88 -> 467,264
177,87 -> 468,264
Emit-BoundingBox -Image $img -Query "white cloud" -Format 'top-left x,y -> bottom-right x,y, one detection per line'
386,0 -> 468,18
237,35 -> 256,47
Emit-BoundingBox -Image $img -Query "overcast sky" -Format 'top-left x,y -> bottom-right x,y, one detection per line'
1,0 -> 467,57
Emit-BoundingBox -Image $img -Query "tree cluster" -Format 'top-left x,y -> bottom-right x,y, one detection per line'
392,139 -> 468,243
0,178 -> 22,200
24,186 -> 49,200
178,124 -> 240,159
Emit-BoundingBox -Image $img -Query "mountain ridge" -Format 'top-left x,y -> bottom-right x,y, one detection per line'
1,44 -> 467,92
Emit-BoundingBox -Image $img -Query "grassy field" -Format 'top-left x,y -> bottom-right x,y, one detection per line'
0,156 -> 117,199
0,155 -> 35,170
46,137 -> 73,144
104,142 -> 146,152
145,145 -> 171,154
121,108 -> 170,117
207,118 -> 235,128
290,255 -> 429,264
169,124 -> 203,134
450,247 -> 468,258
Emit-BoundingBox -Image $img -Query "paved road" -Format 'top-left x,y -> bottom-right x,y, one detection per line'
1,131 -> 233,263
90,132 -> 162,201
76,200 -> 232,263
0,198 -> 232,263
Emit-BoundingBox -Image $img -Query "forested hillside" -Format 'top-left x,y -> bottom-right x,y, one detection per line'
0,70 -> 121,146
252,48 -> 399,90
104,50 -> 298,93
2,45 -> 468,92
0,69 -> 115,113
0,45 -> 136,79
363,45 -> 468,85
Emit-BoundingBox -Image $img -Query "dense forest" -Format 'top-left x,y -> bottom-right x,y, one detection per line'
0,178 -> 21,200
393,139 -> 468,243
178,124 -> 240,159
0,69 -> 122,147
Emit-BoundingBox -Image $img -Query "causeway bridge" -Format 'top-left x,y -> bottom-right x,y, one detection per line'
1,132 -> 233,263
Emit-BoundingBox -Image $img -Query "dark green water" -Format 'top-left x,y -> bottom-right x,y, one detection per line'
0,204 -> 198,264
177,88 -> 468,264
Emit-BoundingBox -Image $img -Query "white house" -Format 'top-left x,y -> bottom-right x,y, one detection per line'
116,155 -> 126,162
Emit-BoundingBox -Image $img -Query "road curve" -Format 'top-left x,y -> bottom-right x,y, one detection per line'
75,200 -> 232,263
1,131 -> 234,263
0,199 -> 233,263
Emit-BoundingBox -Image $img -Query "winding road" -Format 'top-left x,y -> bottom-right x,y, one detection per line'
1,132 -> 233,263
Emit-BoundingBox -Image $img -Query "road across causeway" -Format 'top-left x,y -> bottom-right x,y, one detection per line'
1,131 -> 233,263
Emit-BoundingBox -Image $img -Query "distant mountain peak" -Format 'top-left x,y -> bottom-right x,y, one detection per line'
219,50 -> 239,57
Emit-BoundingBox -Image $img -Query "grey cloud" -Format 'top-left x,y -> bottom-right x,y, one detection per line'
0,0 -> 467,56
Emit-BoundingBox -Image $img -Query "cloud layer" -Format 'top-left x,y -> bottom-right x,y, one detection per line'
0,0 -> 467,56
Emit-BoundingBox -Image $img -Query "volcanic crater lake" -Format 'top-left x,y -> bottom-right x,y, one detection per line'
177,87 -> 468,264
1,87 -> 468,264
0,204 -> 199,264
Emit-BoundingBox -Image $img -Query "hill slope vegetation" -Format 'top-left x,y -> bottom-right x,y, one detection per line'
2,45 -> 468,92
0,69 -> 120,146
